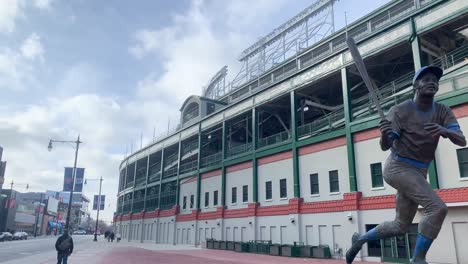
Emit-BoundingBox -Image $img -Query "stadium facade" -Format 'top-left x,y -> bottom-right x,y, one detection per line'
114,0 -> 468,263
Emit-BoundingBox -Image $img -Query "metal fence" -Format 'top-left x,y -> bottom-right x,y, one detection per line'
257,130 -> 291,149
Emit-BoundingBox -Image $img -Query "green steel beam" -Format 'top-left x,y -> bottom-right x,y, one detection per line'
296,129 -> 346,148
255,143 -> 292,159
157,148 -> 164,209
196,124 -> 202,209
175,136 -> 182,205
290,91 -> 300,197
342,68 -> 358,192
252,108 -> 258,203
221,121 -> 226,206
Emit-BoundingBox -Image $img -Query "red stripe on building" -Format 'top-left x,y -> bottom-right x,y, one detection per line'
300,200 -> 343,214
437,187 -> 468,203
298,137 -> 346,156
359,195 -> 396,210
452,103 -> 468,118
201,169 -> 222,180
226,161 -> 253,173
132,211 -> 145,220
144,209 -> 160,219
198,211 -> 218,220
256,204 -> 290,216
353,128 -> 380,142
115,188 -> 468,224
257,151 -> 292,166
159,206 -> 179,217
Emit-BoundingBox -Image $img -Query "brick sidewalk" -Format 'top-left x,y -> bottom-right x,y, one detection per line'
49,245 -> 386,264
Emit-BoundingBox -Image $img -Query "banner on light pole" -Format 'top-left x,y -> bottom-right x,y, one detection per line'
93,195 -> 105,210
63,167 -> 85,192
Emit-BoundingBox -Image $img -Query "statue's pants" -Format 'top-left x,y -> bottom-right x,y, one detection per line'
374,155 -> 448,240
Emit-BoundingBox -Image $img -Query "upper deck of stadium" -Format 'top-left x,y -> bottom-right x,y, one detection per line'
117,0 -> 468,198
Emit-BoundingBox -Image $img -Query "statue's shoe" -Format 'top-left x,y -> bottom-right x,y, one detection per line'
345,233 -> 364,264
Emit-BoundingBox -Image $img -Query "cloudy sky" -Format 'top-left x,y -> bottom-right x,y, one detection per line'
0,0 -> 390,222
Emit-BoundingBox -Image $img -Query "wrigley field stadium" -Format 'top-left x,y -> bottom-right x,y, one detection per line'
114,0 -> 468,263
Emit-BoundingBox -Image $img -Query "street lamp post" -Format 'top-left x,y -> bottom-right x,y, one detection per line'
48,135 -> 82,233
85,176 -> 103,242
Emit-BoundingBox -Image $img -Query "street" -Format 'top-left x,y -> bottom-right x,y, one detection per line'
0,235 -> 100,263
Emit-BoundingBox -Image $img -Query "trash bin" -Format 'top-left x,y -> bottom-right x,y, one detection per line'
227,241 -> 235,250
234,242 -> 249,252
300,245 -> 316,257
220,241 -> 227,250
213,240 -> 220,249
207,239 -> 214,249
313,245 -> 332,258
259,240 -> 271,254
281,242 -> 302,257
270,244 -> 282,256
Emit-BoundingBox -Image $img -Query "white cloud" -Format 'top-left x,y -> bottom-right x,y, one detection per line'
34,0 -> 54,10
20,33 -> 44,60
0,0 -> 21,33
0,93 -> 134,221
0,33 -> 44,91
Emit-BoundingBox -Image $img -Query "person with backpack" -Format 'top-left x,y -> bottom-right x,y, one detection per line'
55,230 -> 74,264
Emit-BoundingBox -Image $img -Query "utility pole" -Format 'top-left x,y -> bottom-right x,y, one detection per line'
93,176 -> 103,242
33,193 -> 44,237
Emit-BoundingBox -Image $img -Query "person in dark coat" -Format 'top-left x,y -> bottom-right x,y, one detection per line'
110,232 -> 115,242
55,230 -> 73,264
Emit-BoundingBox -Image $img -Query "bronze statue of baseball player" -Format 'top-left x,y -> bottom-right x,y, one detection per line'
346,66 -> 466,264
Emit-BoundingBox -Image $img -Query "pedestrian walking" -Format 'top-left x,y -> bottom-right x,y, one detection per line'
116,232 -> 121,243
55,230 -> 74,264
346,66 -> 466,264
110,232 -> 115,242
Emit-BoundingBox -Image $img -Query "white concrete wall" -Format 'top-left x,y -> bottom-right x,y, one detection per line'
256,215 -> 295,244
226,167 -> 252,209
196,219 -> 219,244
179,180 -> 197,214
200,175 -> 221,212
258,159 -> 293,206
142,218 -> 158,242
157,216 -> 175,244
175,221 -> 195,245
435,116 -> 468,189
354,138 -> 396,197
300,211 -> 353,255
299,146 -> 350,202
224,217 -> 254,242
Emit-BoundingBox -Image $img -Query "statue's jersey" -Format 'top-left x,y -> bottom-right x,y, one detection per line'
388,99 -> 460,164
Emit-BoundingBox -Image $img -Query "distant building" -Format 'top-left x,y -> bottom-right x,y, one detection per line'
0,146 -> 6,191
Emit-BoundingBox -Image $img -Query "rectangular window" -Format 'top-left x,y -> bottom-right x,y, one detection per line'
242,185 -> 248,203
457,148 -> 468,178
231,187 -> 237,204
310,173 -> 319,195
190,195 -> 194,209
370,163 -> 384,188
213,190 -> 218,206
204,192 -> 209,207
329,170 -> 340,193
265,181 -> 272,200
280,179 -> 287,198
182,196 -> 187,210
